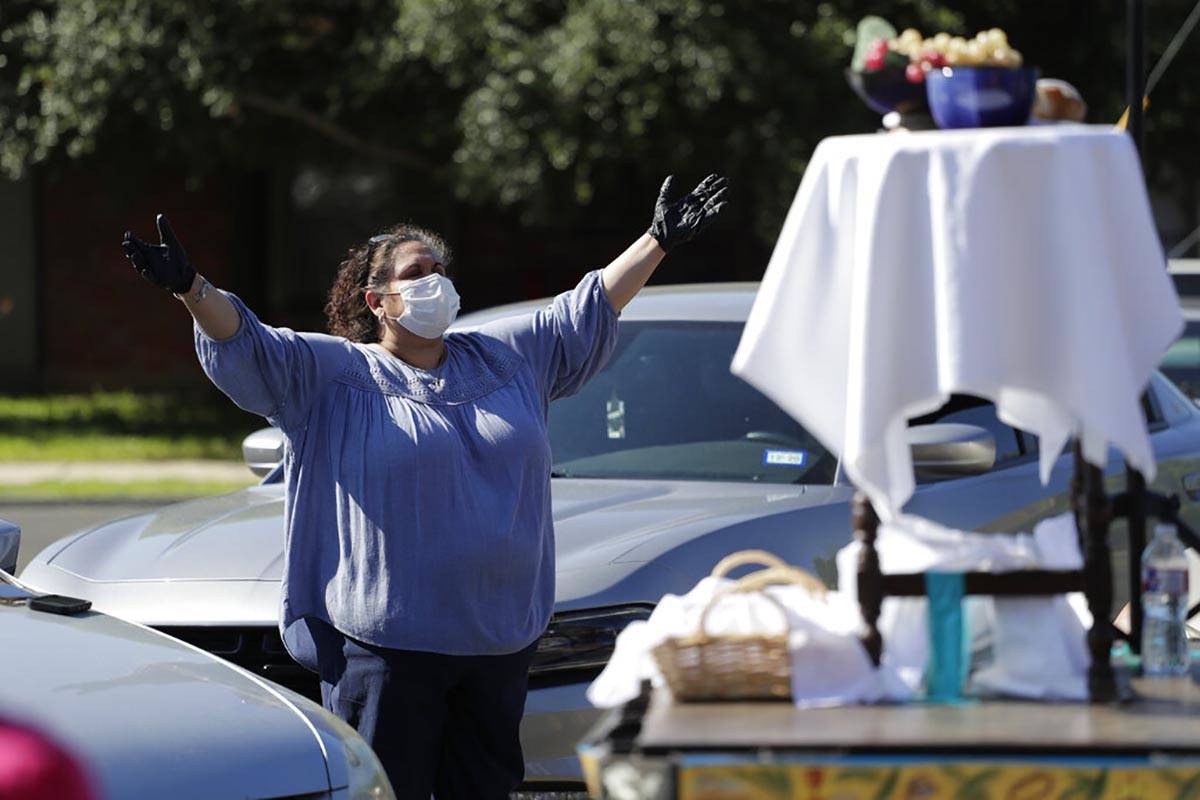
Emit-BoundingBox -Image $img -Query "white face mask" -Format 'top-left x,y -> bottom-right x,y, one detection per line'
378,273 -> 461,340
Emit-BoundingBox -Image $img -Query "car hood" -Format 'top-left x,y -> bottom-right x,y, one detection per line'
0,586 -> 332,798
37,479 -> 845,589
41,485 -> 292,582
37,482 -> 844,582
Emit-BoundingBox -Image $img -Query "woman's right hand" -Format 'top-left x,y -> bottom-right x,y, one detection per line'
122,214 -> 197,294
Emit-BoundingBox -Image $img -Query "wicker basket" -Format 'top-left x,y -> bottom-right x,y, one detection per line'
651,550 -> 826,702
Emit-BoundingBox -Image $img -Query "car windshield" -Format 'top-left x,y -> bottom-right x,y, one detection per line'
548,321 -> 837,484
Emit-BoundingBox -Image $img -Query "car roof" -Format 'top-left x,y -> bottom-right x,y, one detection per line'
453,281 -> 761,328
457,279 -> 1200,328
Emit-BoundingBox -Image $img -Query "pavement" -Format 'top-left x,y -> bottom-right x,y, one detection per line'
0,459 -> 253,484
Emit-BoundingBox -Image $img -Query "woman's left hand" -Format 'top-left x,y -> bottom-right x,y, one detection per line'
647,173 -> 729,253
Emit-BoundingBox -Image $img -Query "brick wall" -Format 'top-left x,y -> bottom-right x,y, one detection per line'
36,164 -> 257,391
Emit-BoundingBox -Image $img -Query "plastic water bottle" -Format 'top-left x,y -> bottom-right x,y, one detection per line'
1141,523 -> 1190,676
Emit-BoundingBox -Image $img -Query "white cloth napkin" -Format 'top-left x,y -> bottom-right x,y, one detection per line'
836,511 -> 1089,700
731,125 -> 1182,519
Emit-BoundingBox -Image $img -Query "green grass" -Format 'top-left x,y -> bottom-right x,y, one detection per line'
0,478 -> 258,500
0,434 -> 247,461
0,390 -> 263,461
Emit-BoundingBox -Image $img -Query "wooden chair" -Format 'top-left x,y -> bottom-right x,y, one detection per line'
853,443 -> 1200,702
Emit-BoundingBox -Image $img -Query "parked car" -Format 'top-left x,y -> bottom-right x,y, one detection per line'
20,282 -> 1200,793
0,553 -> 394,799
1160,299 -> 1200,400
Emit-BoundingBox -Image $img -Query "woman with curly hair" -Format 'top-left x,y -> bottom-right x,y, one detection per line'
121,173 -> 727,799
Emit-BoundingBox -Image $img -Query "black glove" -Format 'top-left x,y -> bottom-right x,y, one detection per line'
647,173 -> 729,252
122,214 -> 196,294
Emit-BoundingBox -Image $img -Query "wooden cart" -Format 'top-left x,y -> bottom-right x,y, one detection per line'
577,456 -> 1200,799
578,673 -> 1200,799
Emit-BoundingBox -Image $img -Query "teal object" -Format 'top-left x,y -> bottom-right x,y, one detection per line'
925,572 -> 967,702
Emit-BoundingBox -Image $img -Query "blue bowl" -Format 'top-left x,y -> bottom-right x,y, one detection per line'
925,66 -> 1039,129
845,67 -> 928,117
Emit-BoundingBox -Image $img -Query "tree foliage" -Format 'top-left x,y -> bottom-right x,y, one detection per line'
1,0 -> 1196,245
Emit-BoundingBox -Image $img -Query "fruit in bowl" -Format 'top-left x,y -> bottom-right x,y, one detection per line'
846,17 -> 929,118
848,19 -> 1037,129
881,25 -> 1036,129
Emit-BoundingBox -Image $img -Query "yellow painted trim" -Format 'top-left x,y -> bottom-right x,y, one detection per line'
679,762 -> 1200,799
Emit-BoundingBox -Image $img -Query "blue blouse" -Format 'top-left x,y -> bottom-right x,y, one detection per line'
194,271 -> 619,663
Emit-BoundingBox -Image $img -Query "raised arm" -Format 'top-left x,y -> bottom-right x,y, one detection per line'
122,214 -> 240,340
600,234 -> 665,313
175,273 -> 240,339
480,173 -> 729,402
122,214 -> 350,431
601,173 -> 728,311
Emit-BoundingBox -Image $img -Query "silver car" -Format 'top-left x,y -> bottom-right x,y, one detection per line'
20,283 -> 1200,793
0,546 -> 394,799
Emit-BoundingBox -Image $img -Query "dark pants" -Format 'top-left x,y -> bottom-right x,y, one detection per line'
310,619 -> 538,800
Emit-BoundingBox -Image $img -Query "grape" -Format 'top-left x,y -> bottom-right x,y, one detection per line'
964,40 -> 985,65
915,28 -> 1020,68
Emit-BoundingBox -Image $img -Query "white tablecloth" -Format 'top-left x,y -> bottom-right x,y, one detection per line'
731,125 -> 1182,518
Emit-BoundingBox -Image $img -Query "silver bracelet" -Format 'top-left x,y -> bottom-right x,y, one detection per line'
175,274 -> 211,303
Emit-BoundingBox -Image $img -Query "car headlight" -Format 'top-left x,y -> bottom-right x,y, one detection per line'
531,605 -> 654,676
342,730 -> 396,800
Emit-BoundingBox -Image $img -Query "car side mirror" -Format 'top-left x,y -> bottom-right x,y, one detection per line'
908,423 -> 996,478
0,518 -> 20,574
242,427 -> 286,477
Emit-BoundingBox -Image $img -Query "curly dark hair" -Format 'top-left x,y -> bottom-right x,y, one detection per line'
325,224 -> 453,343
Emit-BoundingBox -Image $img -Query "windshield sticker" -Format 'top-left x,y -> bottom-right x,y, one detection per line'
606,396 -> 626,440
763,449 -> 806,467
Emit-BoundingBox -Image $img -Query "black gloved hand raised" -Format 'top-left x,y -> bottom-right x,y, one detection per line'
122,214 -> 196,294
647,173 -> 729,253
